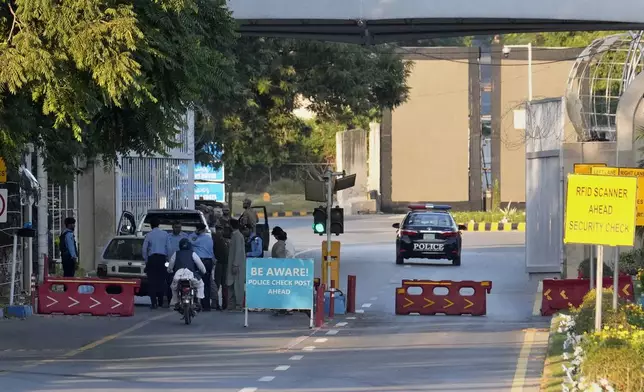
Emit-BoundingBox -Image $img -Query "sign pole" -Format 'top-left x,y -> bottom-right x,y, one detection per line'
613,246 -> 619,310
325,171 -> 333,289
594,244 -> 604,332
589,245 -> 595,289
244,283 -> 249,328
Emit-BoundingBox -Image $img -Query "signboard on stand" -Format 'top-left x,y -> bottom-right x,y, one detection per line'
244,258 -> 315,327
194,163 -> 225,182
0,158 -> 6,183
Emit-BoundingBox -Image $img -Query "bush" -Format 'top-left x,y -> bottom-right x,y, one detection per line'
581,328 -> 644,392
577,258 -> 614,279
624,303 -> 644,329
571,288 -> 626,335
619,248 -> 644,275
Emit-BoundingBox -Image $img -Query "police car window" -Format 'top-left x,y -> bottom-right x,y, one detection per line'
103,239 -> 144,261
405,212 -> 454,227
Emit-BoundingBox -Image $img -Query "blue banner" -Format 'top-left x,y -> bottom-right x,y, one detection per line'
246,258 -> 315,310
194,182 -> 225,201
195,163 -> 225,182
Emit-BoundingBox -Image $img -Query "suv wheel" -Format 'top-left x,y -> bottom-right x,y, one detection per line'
452,256 -> 461,266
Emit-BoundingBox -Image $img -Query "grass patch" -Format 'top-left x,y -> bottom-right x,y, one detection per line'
452,210 -> 526,224
540,315 -> 569,392
231,193 -> 320,215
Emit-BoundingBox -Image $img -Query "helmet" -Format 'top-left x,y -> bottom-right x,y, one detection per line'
179,238 -> 192,250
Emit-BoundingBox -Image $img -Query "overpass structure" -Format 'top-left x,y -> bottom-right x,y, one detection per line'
227,0 -> 644,43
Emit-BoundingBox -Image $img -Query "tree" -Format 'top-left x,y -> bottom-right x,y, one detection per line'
195,38 -> 412,194
0,0 -> 238,182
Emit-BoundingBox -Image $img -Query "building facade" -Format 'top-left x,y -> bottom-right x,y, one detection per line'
379,45 -> 582,213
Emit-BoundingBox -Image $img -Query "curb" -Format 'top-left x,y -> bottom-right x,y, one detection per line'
459,222 -> 526,232
258,211 -> 311,218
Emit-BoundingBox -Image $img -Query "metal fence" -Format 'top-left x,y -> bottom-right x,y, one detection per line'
525,97 -> 566,275
48,182 -> 78,262
0,180 -> 23,305
120,158 -> 193,221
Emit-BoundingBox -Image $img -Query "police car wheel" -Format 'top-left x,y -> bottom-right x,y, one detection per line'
452,256 -> 461,266
395,253 -> 404,265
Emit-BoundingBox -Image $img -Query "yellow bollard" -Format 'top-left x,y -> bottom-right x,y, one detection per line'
322,241 -> 341,288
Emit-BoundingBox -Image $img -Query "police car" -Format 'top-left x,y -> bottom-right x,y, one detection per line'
392,204 -> 467,266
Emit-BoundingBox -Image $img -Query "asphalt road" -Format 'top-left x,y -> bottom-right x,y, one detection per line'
0,215 -> 549,391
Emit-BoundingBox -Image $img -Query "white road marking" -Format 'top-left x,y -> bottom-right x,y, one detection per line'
347,316 -> 356,320
326,329 -> 339,335
294,247 -> 318,257
314,338 -> 328,343
259,376 -> 275,382
238,388 -> 258,392
369,297 -> 377,301
335,322 -> 348,327
404,265 -> 411,268
356,309 -> 365,313
274,365 -> 290,371
302,346 -> 316,351
289,355 -> 303,360
361,303 -> 372,308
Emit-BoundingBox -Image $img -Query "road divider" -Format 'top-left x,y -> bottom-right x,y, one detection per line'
540,276 -> 634,316
459,222 -> 525,232
257,210 -> 311,218
37,277 -> 140,316
395,279 -> 492,316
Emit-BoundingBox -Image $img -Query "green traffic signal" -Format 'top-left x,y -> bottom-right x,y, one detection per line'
314,223 -> 325,233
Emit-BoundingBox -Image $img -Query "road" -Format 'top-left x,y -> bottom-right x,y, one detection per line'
0,215 -> 549,391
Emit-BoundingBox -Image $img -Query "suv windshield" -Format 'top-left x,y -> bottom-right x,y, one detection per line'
404,212 -> 455,229
141,212 -> 203,232
103,238 -> 144,261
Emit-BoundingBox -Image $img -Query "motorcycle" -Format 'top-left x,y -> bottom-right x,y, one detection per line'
177,279 -> 198,325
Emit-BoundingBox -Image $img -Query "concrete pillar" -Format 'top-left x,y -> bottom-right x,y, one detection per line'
367,122 -> 381,211
335,129 -> 369,215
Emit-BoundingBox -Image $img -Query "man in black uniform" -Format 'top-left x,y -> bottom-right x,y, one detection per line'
212,224 -> 229,310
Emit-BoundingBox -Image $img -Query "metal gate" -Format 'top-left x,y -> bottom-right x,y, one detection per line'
525,98 -> 565,275
0,179 -> 23,304
119,158 -> 192,221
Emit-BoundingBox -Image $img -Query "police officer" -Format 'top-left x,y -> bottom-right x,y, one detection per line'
142,217 -> 169,309
239,198 -> 258,234
166,221 -> 187,305
191,223 -> 215,311
59,217 -> 78,277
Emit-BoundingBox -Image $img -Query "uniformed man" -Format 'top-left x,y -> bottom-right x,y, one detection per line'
166,221 -> 188,305
218,204 -> 232,239
239,198 -> 258,235
59,217 -> 78,277
226,218 -> 246,311
142,217 -> 169,309
191,223 -> 215,311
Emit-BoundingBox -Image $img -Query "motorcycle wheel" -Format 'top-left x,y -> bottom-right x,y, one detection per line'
183,303 -> 192,325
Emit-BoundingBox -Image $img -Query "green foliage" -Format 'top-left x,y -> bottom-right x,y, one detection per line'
492,179 -> 501,211
0,0 -> 238,182
451,210 -> 526,224
577,258 -> 615,279
619,248 -> 644,275
502,31 -> 623,47
570,289 -> 626,335
581,327 -> 644,392
195,38 -> 411,190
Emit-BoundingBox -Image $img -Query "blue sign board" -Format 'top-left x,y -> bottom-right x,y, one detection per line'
195,163 -> 225,182
245,258 -> 315,310
194,182 -> 225,201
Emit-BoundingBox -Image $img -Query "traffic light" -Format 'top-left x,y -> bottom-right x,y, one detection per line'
330,207 -> 344,235
312,206 -> 327,235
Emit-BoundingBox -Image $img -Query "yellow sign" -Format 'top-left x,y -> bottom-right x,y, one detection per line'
574,163 -> 606,174
262,192 -> 271,202
564,174 -> 637,246
591,166 -> 619,175
321,240 -> 341,287
0,158 -> 6,183
618,168 -> 644,226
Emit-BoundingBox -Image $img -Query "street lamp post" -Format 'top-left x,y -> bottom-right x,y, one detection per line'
503,43 -> 533,101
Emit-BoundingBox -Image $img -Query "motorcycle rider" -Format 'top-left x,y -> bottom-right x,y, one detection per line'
167,238 -> 207,311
